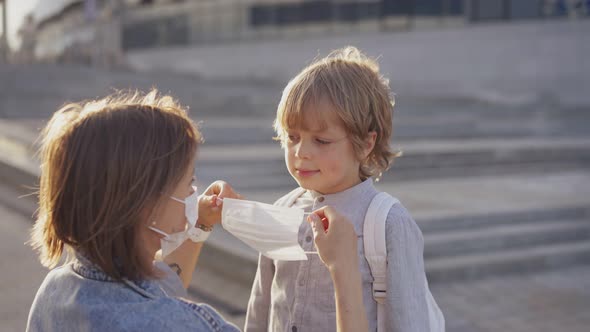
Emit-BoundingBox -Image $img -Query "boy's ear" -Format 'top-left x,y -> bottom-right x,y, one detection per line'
362,131 -> 377,159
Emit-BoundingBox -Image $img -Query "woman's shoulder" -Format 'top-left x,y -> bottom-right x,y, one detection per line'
30,265 -> 239,332
103,286 -> 240,331
172,300 -> 241,331
65,297 -> 239,332
115,297 -> 240,331
34,263 -> 79,294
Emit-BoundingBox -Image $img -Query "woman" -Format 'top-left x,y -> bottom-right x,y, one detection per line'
26,90 -> 367,332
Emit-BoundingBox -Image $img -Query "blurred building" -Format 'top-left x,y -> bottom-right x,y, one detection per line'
0,0 -> 7,62
122,0 -> 588,50
33,0 -> 128,64
17,14 -> 37,64
122,0 -> 465,50
33,0 -> 588,58
34,0 -> 89,62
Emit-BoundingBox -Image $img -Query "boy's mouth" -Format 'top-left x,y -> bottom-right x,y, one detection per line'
296,169 -> 320,177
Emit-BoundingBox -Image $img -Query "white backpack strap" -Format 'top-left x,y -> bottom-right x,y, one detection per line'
365,193 -> 446,332
363,192 -> 398,332
425,278 -> 446,332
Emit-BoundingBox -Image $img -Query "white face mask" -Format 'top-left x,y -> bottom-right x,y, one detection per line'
171,185 -> 199,227
149,186 -> 199,257
221,198 -> 308,261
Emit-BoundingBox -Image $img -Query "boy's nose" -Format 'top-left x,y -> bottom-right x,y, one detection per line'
294,141 -> 312,159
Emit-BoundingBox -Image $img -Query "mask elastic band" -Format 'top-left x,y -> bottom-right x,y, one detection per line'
303,213 -> 320,254
148,226 -> 169,237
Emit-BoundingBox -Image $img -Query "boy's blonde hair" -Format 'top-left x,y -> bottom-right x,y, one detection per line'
274,46 -> 400,180
31,89 -> 201,281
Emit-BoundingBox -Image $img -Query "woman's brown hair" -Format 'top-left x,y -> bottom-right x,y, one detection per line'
31,89 -> 201,281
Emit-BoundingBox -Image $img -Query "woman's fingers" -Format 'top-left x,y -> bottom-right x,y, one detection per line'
197,194 -> 224,226
203,180 -> 241,200
308,206 -> 339,231
308,214 -> 326,242
307,205 -> 358,271
200,194 -> 221,208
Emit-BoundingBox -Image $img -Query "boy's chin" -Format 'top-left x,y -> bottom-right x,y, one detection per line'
296,181 -> 324,194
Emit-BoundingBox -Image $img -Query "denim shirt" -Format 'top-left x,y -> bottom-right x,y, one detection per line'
26,254 -> 240,332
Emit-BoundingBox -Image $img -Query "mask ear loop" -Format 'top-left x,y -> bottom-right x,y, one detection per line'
148,226 -> 170,238
302,197 -> 321,255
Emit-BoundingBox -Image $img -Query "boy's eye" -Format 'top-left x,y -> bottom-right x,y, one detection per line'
315,138 -> 331,145
287,134 -> 299,142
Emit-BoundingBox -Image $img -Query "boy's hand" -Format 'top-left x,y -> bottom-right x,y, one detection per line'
197,180 -> 243,228
307,206 -> 358,272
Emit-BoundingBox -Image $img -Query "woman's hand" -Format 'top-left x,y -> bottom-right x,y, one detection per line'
307,206 -> 369,332
307,206 -> 358,272
197,180 -> 243,228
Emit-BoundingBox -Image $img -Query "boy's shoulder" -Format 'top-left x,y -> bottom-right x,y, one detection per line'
273,187 -> 307,206
371,192 -> 421,232
372,191 -> 410,218
374,193 -> 423,242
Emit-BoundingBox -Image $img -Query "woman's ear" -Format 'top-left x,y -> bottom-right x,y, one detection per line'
141,198 -> 160,227
363,131 -> 377,160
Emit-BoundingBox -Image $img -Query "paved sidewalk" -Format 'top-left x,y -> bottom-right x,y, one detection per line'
192,264 -> 590,331
431,265 -> 590,332
0,203 -> 47,332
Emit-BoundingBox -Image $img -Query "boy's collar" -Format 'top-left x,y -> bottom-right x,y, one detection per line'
305,178 -> 375,201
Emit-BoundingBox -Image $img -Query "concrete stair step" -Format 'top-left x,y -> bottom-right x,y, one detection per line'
193,138 -> 590,191
0,64 -> 280,119
425,240 -> 590,283
417,206 -> 590,233
194,101 -> 590,143
194,98 -> 590,142
424,219 -> 590,259
3,115 -> 589,192
196,161 -> 589,193
197,138 -> 590,164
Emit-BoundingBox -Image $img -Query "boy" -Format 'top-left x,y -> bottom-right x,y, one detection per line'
245,47 -> 443,332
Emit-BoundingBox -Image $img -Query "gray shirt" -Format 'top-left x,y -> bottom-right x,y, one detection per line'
245,179 -> 441,332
